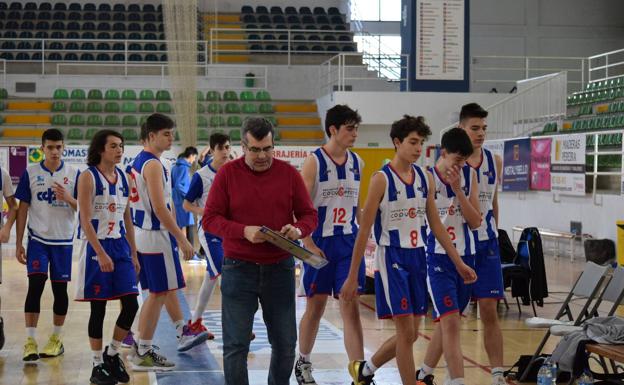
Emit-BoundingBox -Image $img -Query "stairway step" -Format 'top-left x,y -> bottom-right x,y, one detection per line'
277,116 -> 321,126
274,104 -> 317,113
8,102 -> 52,111
279,129 -> 324,140
4,115 -> 50,124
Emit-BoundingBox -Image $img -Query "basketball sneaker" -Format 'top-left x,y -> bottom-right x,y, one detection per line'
415,369 -> 437,385
294,356 -> 317,385
177,320 -> 209,352
103,346 -> 130,383
23,337 -> 39,362
131,347 -> 175,371
121,330 -> 135,348
348,360 -> 375,385
39,333 -> 64,358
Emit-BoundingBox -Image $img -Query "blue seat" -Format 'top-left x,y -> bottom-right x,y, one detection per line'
342,45 -> 355,52
250,44 -> 262,52
32,52 -> 42,61
128,54 -> 142,61
17,41 -> 31,50
330,15 -> 344,24
0,53 -> 13,60
83,3 -> 96,11
51,21 -> 65,30
81,42 -> 95,50
82,31 -> 95,39
96,53 -> 110,61
159,43 -> 167,51
144,23 -> 156,32
273,14 -> 285,23
1,41 -> 15,50
97,32 -> 111,39
113,4 -> 125,12
242,14 -> 256,23
327,45 -> 339,52
8,11 -> 20,20
144,43 -> 157,51
296,45 -> 309,51
25,2 -> 37,10
257,14 -> 271,23
143,4 -> 156,12
36,21 -> 50,30
241,5 -> 253,14
67,21 -> 80,30
143,13 -> 156,22
39,2 -> 52,11
314,7 -> 326,14
144,33 -> 157,40
256,5 -> 269,13
112,53 -> 124,61
97,22 -> 111,31
145,54 -> 158,61
127,32 -> 141,40
80,53 -> 95,61
160,54 -> 167,61
9,2 -> 22,10
113,12 -> 125,21
113,22 -> 125,31
263,34 -> 276,40
128,43 -> 142,51
158,23 -> 164,32
285,6 -> 297,14
65,42 -> 79,50
49,41 -> 63,50
265,44 -> 279,51
320,24 -> 332,30
328,7 -> 340,15
287,15 -> 299,24
300,6 -> 312,14
82,22 -> 95,31
293,34 -> 305,41
248,34 -> 261,40
64,53 -> 79,60
33,41 -> 42,49
66,31 -> 80,39
128,13 -> 140,22
53,3 -> 66,10
338,34 -> 351,41
112,43 -> 124,50
84,12 -> 97,20
49,31 -> 63,38
96,42 -> 110,50
98,3 -> 111,11
52,11 -> 65,20
128,4 -> 140,12
275,24 -> 287,29
324,34 -> 336,41
308,34 -> 320,41
98,13 -> 111,21
112,32 -> 125,39
270,6 -> 283,14
19,31 -> 33,39
35,31 -> 49,39
302,15 -> 315,24
317,15 -> 330,24
5,20 -> 18,29
38,11 -> 51,20
128,23 -> 141,32
3,31 -> 16,39
304,24 -> 317,30
68,3 -> 81,11
334,25 -> 346,31
23,11 -> 36,20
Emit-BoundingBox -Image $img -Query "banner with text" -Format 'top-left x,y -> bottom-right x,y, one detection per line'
530,138 -> 551,191
502,138 -> 530,191
551,134 -> 585,196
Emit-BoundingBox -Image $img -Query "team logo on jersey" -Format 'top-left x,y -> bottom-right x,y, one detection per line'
448,204 -> 456,216
483,170 -> 495,178
108,203 -> 116,213
337,187 -> 344,197
349,167 -> 359,176
408,208 -> 417,219
36,175 -> 45,183
36,188 -> 57,204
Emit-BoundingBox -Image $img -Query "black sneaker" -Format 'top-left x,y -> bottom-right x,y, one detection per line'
90,363 -> 117,385
0,317 -> 4,350
416,369 -> 436,385
294,356 -> 317,384
103,346 -> 130,383
348,360 -> 375,385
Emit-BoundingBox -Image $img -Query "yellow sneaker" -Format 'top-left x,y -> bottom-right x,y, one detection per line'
39,333 -> 64,358
348,360 -> 375,385
23,337 -> 39,362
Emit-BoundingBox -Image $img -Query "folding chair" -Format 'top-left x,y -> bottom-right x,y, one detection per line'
519,262 -> 610,381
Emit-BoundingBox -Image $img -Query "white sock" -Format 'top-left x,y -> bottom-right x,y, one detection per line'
450,378 -> 465,385
138,339 -> 152,355
299,352 -> 310,362
418,364 -> 434,379
92,349 -> 103,366
26,327 -> 36,338
174,319 -> 185,339
53,325 -> 62,335
492,367 -> 504,378
107,339 -> 121,356
193,275 -> 216,322
362,360 -> 377,376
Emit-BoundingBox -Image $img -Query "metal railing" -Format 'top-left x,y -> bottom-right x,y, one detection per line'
208,27 -> 357,66
440,71 -> 568,140
318,52 -> 408,95
588,47 -> 624,83
471,55 -> 586,93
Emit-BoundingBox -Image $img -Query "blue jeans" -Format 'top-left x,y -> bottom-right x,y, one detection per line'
221,256 -> 297,385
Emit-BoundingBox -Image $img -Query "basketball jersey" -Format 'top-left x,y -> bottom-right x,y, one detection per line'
0,167 -> 14,219
311,148 -> 362,238
427,166 -> 476,256
373,163 -> 428,249
184,163 -> 217,221
468,148 -> 498,241
14,161 -> 79,245
128,150 -> 172,231
78,166 -> 130,240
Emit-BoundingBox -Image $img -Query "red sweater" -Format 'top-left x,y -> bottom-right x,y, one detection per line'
202,157 -> 318,264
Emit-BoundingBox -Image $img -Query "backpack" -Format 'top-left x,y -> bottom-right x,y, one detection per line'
505,354 -> 571,382
498,229 -> 516,264
584,239 -> 616,266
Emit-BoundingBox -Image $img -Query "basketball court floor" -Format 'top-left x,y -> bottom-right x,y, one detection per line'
0,243 -> 603,385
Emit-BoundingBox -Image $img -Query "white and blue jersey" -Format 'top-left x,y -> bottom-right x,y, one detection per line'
185,163 -> 216,217
373,163 -> 429,249
128,151 -> 172,231
427,166 -> 476,257
311,148 -> 362,238
15,161 -> 79,245
0,167 -> 14,283
78,166 -> 130,240
469,148 -> 498,241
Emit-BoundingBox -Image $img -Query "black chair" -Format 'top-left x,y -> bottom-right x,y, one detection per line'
68,3 -> 81,11
145,53 -> 158,61
278,34 -> 288,41
317,15 -> 330,24
51,21 -> 65,30
128,13 -> 141,22
83,3 -> 96,11
143,13 -> 156,22
81,42 -> 95,50
98,13 -> 111,21
96,53 -> 111,61
97,32 -> 111,39
17,41 -> 32,50
296,44 -> 309,51
97,22 -> 111,31
328,7 -> 340,15
265,44 -> 278,52
24,2 -> 38,10
248,34 -> 261,41
9,2 -> 22,10
19,31 -> 33,39
331,15 -> 344,24
47,52 -> 62,60
245,24 -> 258,29
35,31 -> 49,39
113,22 -> 126,31
270,6 -> 283,14
16,52 -> 30,60
0,52 -> 13,60
263,34 -> 276,41
32,52 -> 42,61
338,34 -> 351,41
128,43 -> 142,51
128,4 -> 141,12
257,14 -> 271,24
311,45 -> 323,52
49,42 -> 63,50
83,12 -> 97,21
250,44 -> 263,52
82,22 -> 96,31
66,31 -> 80,39
113,13 -> 125,21
65,42 -> 79,50
3,31 -> 16,39
52,11 -> 65,20
53,3 -> 67,11
112,43 -> 125,51
5,21 -> 18,29
98,4 -> 111,12
334,25 -> 347,31
128,53 -> 142,61
113,4 -> 125,12
320,25 -> 332,31
96,42 -> 110,50
241,5 -> 254,14
80,53 -> 95,61
33,41 -> 42,49
288,24 -> 302,30
68,11 -> 81,20
160,54 -> 167,61
342,45 -> 355,52
67,21 -> 80,30
304,24 -> 317,30
143,4 -> 156,12
259,24 -> 272,29
50,31 -> 64,39
113,32 -> 126,40
327,45 -> 339,52
293,34 -> 305,42
313,7 -> 327,15
112,53 -> 124,61
0,2 -> 6,9
284,6 -> 297,15
20,21 -> 35,29
300,7 -> 312,14
302,15 -> 315,24
38,11 -> 51,20
273,14 -> 285,24
23,11 -> 36,20
82,31 -> 95,39
8,10 -> 20,20
144,23 -> 157,32
40,2 -> 52,11
242,14 -> 256,23
287,15 -> 299,24
275,24 -> 287,30
144,33 -> 157,40
308,34 -> 320,41
323,35 -> 336,41
144,43 -> 157,51
256,6 -> 269,14
64,52 -> 79,60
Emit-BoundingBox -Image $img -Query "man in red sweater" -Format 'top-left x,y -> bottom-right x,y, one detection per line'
203,117 -> 318,385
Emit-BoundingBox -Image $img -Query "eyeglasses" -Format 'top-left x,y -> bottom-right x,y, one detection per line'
243,143 -> 274,154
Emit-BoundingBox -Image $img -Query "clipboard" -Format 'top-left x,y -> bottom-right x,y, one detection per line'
259,226 -> 328,269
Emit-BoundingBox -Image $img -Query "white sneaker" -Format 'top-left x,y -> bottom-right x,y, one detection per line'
492,375 -> 508,385
525,317 -> 574,328
294,357 -> 317,385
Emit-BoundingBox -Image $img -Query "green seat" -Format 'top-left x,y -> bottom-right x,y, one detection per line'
139,115 -> 148,125
122,128 -> 139,142
51,115 -> 67,125
259,103 -> 273,114
156,103 -> 172,113
197,128 -> 210,142
53,89 -> 69,99
0,102 -> 4,111
67,128 -> 83,140
51,102 -> 66,112
87,102 -> 102,113
242,103 -> 258,114
196,91 -> 204,101
156,90 -> 171,100
122,89 -> 137,100
104,115 -> 121,126
0,88 -> 8,99
256,90 -> 271,101
197,103 -> 206,114
122,115 -> 138,127
197,116 -> 208,127
87,89 -> 103,99
227,116 -> 242,127
104,102 -> 120,113
225,103 -> 241,114
210,116 -> 226,127
105,89 -> 120,100
69,115 -> 85,126
85,128 -> 98,140
122,102 -> 137,113
139,103 -> 154,113
240,91 -> 254,101
265,116 -> 278,127
70,89 -> 86,100
206,91 -> 220,101
207,103 -> 223,114
87,115 -> 103,126
139,90 -> 155,100
229,128 -> 241,141
223,91 -> 238,101
274,129 -> 281,141
211,129 -> 225,135
69,101 -> 85,112
610,116 -> 618,128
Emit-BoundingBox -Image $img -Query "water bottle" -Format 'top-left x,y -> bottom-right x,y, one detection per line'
550,360 -> 558,384
576,370 -> 594,385
537,361 -> 553,385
